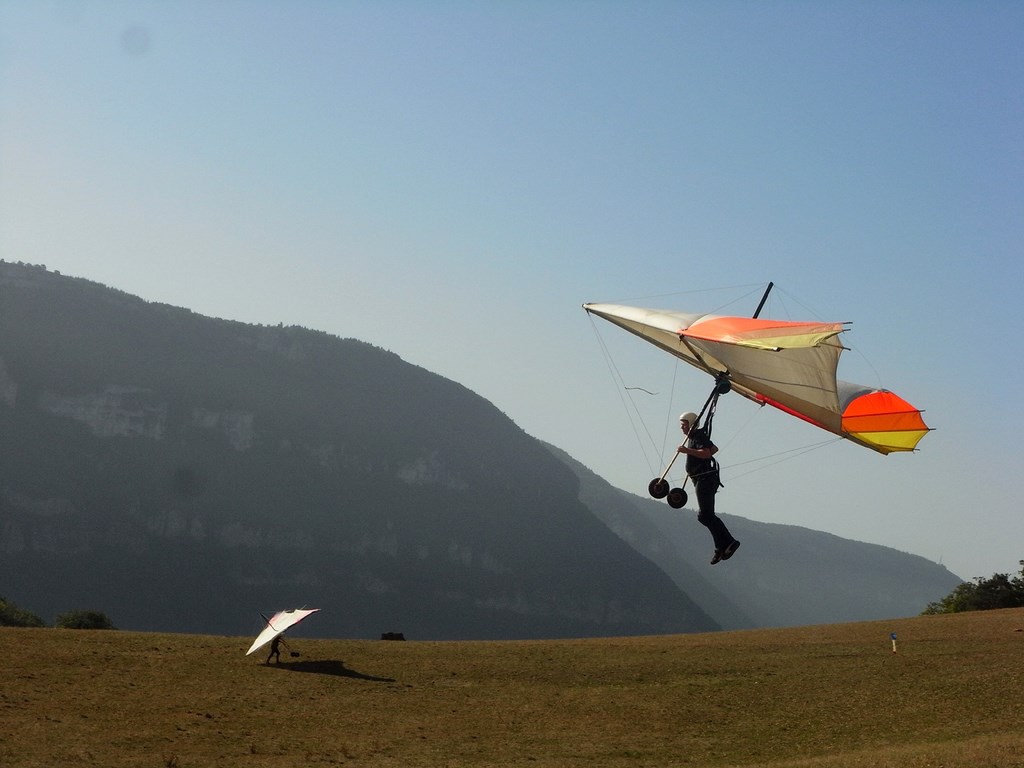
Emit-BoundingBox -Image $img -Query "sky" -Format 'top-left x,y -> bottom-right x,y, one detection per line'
1,0 -> 1022,583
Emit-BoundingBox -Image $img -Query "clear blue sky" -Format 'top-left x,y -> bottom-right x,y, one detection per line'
2,1 -> 1022,582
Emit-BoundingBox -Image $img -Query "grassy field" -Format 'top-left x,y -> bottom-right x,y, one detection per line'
1,608 -> 1022,767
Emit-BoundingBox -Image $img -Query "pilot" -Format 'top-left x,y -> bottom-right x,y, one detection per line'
678,411 -> 740,565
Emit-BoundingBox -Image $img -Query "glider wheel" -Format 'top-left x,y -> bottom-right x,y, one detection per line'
648,478 -> 669,499
667,488 -> 688,509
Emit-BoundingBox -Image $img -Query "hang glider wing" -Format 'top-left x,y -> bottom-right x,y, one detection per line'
245,608 -> 321,655
583,302 -> 929,454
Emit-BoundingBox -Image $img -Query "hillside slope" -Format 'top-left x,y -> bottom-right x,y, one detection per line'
0,262 -> 713,639
548,444 -> 963,628
0,263 -> 961,639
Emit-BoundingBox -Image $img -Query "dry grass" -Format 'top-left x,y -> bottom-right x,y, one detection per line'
2,609 -> 1023,767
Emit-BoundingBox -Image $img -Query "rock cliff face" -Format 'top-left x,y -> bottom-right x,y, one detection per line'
38,387 -> 169,439
0,263 -> 716,639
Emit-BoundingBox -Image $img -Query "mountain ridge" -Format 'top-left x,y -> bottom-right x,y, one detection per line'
0,262 -> 713,639
0,262 -> 960,637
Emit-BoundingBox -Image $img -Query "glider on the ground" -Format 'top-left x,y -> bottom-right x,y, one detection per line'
245,608 -> 321,656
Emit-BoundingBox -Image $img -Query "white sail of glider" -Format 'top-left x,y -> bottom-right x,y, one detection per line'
245,608 -> 321,655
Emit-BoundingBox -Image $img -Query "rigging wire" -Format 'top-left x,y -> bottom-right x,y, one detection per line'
724,439 -> 842,482
660,360 -> 681,458
601,282 -> 767,309
587,314 -> 662,476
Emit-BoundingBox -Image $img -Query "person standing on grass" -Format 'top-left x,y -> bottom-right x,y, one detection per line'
266,636 -> 282,664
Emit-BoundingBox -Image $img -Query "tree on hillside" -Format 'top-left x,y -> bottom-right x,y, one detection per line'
923,561 -> 1024,614
55,610 -> 117,630
0,596 -> 45,627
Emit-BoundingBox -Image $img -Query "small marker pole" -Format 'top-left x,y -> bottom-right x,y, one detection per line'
890,632 -> 898,654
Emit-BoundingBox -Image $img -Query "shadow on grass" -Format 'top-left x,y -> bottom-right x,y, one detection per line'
267,659 -> 396,682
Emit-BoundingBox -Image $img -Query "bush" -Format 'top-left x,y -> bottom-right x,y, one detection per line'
0,596 -> 46,627
923,561 -> 1024,614
55,610 -> 117,630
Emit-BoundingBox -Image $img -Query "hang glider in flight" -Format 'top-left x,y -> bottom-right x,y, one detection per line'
583,290 -> 929,455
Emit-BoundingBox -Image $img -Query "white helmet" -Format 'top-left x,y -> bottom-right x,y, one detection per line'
679,412 -> 699,427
